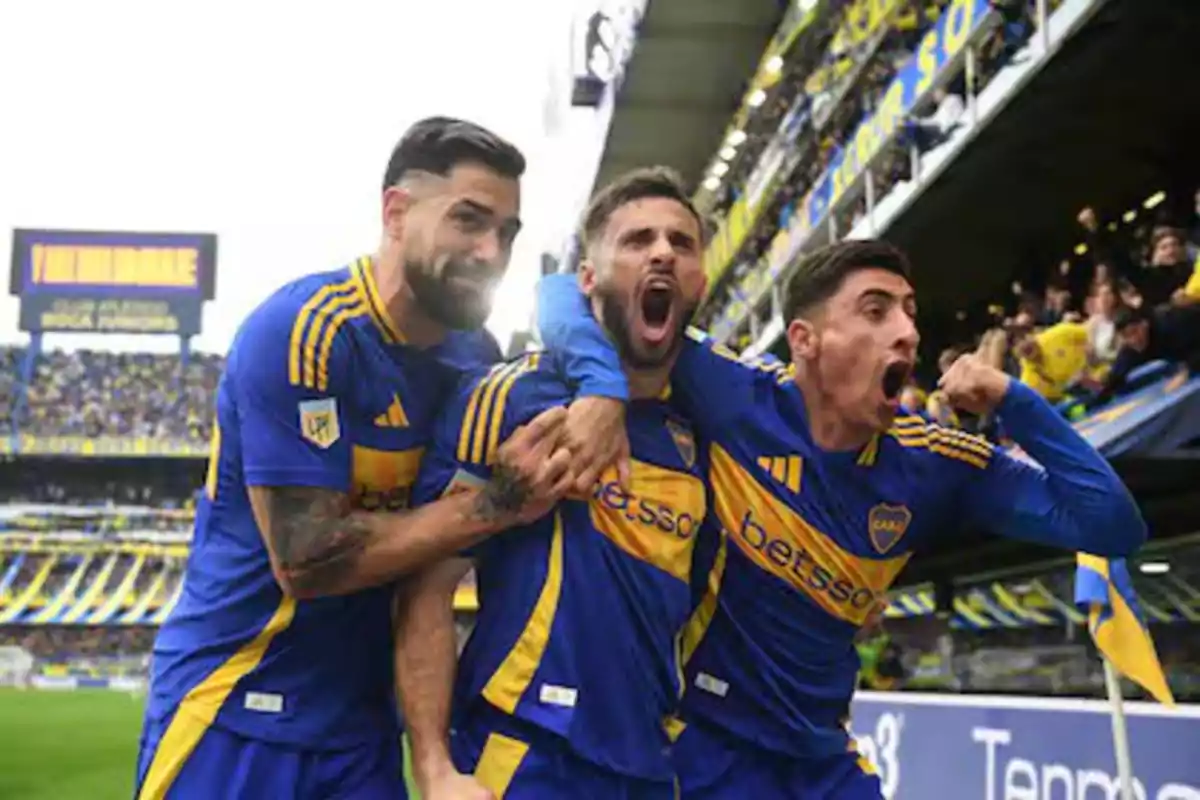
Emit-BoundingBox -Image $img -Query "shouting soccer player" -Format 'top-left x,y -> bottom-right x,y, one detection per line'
537,239 -> 1146,799
395,167 -> 713,800
134,117 -> 617,800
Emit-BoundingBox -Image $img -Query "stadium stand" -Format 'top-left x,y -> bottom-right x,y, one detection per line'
0,343 -> 482,691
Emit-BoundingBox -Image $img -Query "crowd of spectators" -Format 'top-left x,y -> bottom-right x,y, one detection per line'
698,0 -> 1059,332
0,348 -> 223,444
693,0 -> 1200,430
0,625 -> 156,661
903,198 -> 1200,431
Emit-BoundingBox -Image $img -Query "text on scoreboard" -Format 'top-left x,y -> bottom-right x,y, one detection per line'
10,228 -> 217,335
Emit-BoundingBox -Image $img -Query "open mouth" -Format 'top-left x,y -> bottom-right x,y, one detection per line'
638,281 -> 678,344
881,361 -> 912,402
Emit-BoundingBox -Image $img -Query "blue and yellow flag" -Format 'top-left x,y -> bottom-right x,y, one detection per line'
1075,555 -> 1175,706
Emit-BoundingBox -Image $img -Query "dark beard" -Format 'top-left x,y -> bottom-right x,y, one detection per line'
405,256 -> 492,331
593,284 -> 695,370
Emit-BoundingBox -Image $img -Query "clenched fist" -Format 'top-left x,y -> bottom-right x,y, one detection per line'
486,406 -> 575,525
937,353 -> 1012,416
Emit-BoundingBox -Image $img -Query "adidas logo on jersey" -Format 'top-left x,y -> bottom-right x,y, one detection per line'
756,455 -> 802,494
373,394 -> 409,428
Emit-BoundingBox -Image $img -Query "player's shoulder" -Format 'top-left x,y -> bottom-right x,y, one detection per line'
458,350 -> 567,416
228,264 -> 360,389
446,351 -> 567,466
683,327 -> 793,384
884,413 -> 994,471
233,265 -> 357,349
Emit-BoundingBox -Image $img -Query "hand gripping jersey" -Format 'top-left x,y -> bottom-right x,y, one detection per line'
412,352 -> 712,782
535,274 -> 1145,764
142,258 -> 501,777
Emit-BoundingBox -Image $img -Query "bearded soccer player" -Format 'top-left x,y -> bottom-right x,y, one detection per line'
537,239 -> 1146,799
394,167 -> 714,800
134,117 -> 617,800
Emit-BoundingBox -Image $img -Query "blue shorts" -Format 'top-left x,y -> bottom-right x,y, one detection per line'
134,715 -> 405,800
451,706 -> 676,800
671,718 -> 881,800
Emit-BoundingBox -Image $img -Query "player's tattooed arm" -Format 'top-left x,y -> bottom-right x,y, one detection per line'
261,487 -> 371,598
247,407 -> 574,599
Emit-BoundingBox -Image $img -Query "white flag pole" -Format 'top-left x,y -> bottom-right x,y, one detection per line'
1102,657 -> 1136,800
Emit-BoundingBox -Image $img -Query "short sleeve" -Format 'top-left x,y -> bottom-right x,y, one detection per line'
412,353 -> 558,506
229,287 -> 355,492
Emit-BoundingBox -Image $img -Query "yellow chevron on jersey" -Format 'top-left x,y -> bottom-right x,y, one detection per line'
457,353 -> 543,465
755,455 -> 803,493
588,460 -> 706,583
711,444 -> 910,625
887,415 -> 993,469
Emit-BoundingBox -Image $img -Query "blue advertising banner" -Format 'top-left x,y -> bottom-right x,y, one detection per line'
798,0 -> 995,237
10,228 -> 217,335
1075,372 -> 1200,459
851,691 -> 1200,799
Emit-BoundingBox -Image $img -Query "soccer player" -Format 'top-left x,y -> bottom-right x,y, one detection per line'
395,167 -> 712,800
134,117 -> 616,800
536,239 -> 1147,799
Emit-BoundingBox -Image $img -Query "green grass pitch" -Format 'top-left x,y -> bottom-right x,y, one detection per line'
0,688 -> 420,799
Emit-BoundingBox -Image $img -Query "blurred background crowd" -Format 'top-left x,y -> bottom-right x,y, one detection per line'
0,348 -> 223,444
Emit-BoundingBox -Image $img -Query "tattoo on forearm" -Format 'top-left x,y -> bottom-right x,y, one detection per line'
267,487 -> 372,596
474,463 -> 531,520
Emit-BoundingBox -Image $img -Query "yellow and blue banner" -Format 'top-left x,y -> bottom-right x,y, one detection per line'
9,228 -> 218,335
1074,554 -> 1175,706
701,0 -> 997,303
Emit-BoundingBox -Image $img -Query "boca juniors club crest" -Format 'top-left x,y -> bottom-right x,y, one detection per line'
665,418 -> 696,469
868,503 -> 912,554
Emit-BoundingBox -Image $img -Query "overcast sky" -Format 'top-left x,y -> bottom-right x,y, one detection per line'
0,0 -> 585,354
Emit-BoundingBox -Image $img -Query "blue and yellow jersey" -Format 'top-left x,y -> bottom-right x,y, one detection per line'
536,273 -> 1145,763
146,257 -> 500,753
412,353 -> 710,782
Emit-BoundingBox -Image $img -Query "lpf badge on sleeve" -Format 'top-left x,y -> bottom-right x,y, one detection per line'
299,398 -> 341,449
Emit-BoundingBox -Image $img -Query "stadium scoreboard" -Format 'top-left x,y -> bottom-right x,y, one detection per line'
9,228 -> 218,336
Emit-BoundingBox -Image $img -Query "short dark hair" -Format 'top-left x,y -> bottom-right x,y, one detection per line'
1113,305 -> 1149,331
382,116 -> 525,192
783,239 -> 913,320
580,166 -> 705,250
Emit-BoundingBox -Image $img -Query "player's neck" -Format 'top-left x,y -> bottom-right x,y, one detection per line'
625,365 -> 671,401
371,251 -> 448,349
795,378 -> 875,453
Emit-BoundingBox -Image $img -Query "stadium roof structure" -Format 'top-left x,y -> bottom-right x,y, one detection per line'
591,0 -> 784,194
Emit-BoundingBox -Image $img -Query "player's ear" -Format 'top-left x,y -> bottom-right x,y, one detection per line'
786,316 -> 817,363
381,186 -> 417,241
577,258 -> 597,298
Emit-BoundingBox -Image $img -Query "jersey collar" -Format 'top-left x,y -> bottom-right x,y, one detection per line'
351,256 -> 407,344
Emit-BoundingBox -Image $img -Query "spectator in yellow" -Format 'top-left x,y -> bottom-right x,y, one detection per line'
1172,254 -> 1200,307
1014,319 -> 1090,402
